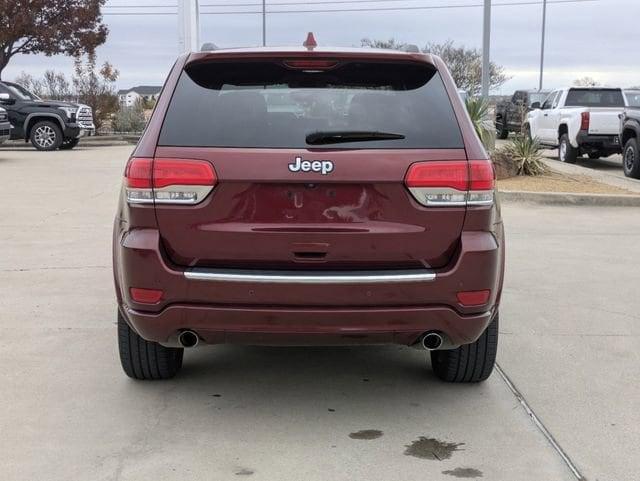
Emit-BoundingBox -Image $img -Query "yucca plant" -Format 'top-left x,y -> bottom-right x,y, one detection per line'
505,134 -> 547,176
465,96 -> 495,150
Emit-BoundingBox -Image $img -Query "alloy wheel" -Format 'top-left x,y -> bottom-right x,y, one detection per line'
34,125 -> 57,148
624,146 -> 635,171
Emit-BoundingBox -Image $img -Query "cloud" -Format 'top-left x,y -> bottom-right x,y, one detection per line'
3,0 -> 639,92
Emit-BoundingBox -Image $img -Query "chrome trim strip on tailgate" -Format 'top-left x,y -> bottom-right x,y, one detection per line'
184,268 -> 436,284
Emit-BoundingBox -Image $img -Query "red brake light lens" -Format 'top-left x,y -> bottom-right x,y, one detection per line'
130,287 -> 164,304
124,157 -> 153,188
405,161 -> 469,191
153,158 -> 217,188
469,160 -> 495,191
580,111 -> 590,131
284,60 -> 338,70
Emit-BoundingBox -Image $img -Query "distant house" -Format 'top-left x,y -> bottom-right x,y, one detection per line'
117,86 -> 162,107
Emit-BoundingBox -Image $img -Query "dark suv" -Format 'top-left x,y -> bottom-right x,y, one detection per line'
113,42 -> 505,382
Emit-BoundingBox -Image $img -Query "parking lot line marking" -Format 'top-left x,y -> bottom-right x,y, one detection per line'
495,364 -> 585,481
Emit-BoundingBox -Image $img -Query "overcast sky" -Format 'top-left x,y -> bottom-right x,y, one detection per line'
4,0 -> 639,93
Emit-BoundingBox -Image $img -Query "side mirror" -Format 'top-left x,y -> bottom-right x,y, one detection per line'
0,93 -> 14,104
530,102 -> 541,109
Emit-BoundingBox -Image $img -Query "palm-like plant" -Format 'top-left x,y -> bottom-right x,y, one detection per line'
465,96 -> 495,150
504,135 -> 547,176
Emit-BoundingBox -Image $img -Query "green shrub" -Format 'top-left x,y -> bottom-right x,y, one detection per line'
465,96 -> 495,150
493,135 -> 546,177
111,99 -> 146,133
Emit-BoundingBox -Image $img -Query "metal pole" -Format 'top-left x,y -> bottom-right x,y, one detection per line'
481,0 -> 491,98
538,0 -> 547,91
262,0 -> 266,46
178,0 -> 200,53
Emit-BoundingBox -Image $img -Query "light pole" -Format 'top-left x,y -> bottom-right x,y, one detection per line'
178,0 -> 200,53
538,0 -> 547,91
481,0 -> 491,98
262,0 -> 267,46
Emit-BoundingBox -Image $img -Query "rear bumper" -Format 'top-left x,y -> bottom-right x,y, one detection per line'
124,304 -> 494,347
114,228 -> 504,347
576,131 -> 621,153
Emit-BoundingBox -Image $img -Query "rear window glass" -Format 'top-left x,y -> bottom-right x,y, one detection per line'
158,60 -> 463,149
565,88 -> 624,108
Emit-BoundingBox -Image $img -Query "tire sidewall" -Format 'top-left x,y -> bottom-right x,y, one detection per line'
30,120 -> 63,151
623,138 -> 640,178
559,134 -> 577,163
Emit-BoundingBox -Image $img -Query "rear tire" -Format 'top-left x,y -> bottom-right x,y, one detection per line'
497,118 -> 509,139
30,120 -> 63,151
118,310 -> 183,380
623,138 -> 640,179
558,134 -> 578,163
430,313 -> 498,383
59,137 -> 80,150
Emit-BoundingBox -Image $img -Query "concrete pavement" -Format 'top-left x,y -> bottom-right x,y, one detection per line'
1,144 -> 637,480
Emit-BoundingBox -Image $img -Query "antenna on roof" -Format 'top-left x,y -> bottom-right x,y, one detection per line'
303,32 -> 317,50
201,42 -> 218,51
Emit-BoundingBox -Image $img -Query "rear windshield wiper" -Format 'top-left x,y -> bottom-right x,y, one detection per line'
306,131 -> 406,145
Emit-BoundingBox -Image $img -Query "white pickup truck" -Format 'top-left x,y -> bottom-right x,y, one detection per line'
526,87 -> 625,163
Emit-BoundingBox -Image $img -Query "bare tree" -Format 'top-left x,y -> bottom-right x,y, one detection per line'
424,40 -> 510,95
0,0 -> 108,79
573,76 -> 600,87
13,72 -> 44,97
42,71 -> 72,100
361,38 -> 407,50
360,38 -> 510,95
72,53 -> 119,130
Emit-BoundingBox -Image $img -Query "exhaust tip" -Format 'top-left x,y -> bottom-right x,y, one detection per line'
178,330 -> 199,348
422,332 -> 443,351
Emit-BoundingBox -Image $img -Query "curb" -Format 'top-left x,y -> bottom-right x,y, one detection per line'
499,190 -> 640,207
1,140 -> 135,149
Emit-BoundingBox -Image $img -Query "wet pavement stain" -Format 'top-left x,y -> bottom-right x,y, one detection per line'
404,437 -> 464,460
349,429 -> 384,440
235,468 -> 254,476
442,467 -> 483,478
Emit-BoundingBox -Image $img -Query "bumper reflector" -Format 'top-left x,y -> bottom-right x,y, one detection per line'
456,289 -> 491,306
130,287 -> 164,304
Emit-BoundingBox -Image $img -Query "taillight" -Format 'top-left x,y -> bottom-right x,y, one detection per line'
404,160 -> 494,207
580,112 -> 590,131
283,59 -> 338,70
124,157 -> 217,205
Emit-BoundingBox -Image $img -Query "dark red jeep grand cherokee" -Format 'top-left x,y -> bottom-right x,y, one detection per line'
113,43 -> 505,382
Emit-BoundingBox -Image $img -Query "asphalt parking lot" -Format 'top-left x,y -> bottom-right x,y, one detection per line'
1,145 -> 638,481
